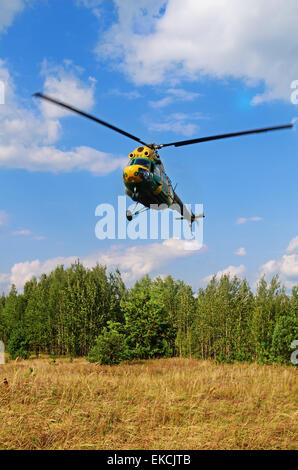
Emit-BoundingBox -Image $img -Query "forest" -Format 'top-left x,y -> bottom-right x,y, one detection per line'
0,261 -> 297,365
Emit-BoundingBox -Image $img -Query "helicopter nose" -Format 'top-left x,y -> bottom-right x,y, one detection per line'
123,165 -> 143,184
123,165 -> 150,183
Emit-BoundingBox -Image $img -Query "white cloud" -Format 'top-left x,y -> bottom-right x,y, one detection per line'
9,256 -> 78,289
149,88 -> 201,108
76,0 -> 103,17
202,264 -> 246,284
260,259 -> 279,276
148,120 -> 198,137
147,112 -> 205,137
258,235 -> 298,287
260,254 -> 298,279
234,247 -> 247,257
167,88 -> 201,101
0,238 -> 206,290
12,229 -> 32,236
108,88 -> 141,100
76,0 -> 103,7
286,236 -> 298,254
0,210 -> 9,227
10,229 -> 45,240
97,0 -> 298,102
236,216 -> 263,225
40,60 -> 96,119
0,273 -> 10,285
84,238 -> 205,281
280,254 -> 298,278
149,97 -> 173,109
0,0 -> 26,33
0,144 -> 126,174
0,60 -> 126,174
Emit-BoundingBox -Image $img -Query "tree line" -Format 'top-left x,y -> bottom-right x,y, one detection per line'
0,261 -> 297,364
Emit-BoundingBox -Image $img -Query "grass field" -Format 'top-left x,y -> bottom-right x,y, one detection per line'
0,357 -> 296,450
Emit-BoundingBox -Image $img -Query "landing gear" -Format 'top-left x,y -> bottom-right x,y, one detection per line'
131,186 -> 139,201
126,202 -> 149,222
131,193 -> 139,201
126,210 -> 133,222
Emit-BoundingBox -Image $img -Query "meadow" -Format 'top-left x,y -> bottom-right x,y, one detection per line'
0,357 -> 296,450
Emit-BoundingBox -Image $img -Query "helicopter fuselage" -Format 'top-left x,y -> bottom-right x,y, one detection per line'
123,146 -> 174,207
123,145 -> 195,223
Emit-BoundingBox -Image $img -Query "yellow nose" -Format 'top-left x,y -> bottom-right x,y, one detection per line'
123,165 -> 143,183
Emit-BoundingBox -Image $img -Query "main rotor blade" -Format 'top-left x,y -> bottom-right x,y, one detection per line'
158,123 -> 293,148
33,92 -> 150,147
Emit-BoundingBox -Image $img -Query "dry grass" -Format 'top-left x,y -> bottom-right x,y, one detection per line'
0,357 -> 297,450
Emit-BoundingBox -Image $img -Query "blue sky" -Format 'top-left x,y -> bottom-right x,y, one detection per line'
0,0 -> 297,292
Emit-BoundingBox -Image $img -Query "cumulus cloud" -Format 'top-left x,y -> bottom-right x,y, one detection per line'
9,256 -> 78,289
148,120 -> 198,137
0,60 -> 126,174
149,97 -> 172,109
202,264 -> 246,284
149,88 -> 201,108
258,235 -> 298,288
236,217 -> 263,225
84,238 -> 205,281
234,247 -> 247,257
0,144 -> 126,174
96,0 -> 298,102
286,236 -> 298,254
0,273 -> 10,285
147,112 -> 206,137
0,0 -> 26,33
260,255 -> 298,279
0,238 -> 205,290
40,60 -> 96,119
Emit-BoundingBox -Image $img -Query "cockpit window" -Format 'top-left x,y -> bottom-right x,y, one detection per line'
133,158 -> 151,169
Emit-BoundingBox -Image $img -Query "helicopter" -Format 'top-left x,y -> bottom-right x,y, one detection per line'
33,92 -> 293,227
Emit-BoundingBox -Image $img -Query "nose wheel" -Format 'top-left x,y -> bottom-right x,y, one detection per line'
131,186 -> 139,201
131,193 -> 139,201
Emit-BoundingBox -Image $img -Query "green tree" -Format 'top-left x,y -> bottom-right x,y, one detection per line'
272,315 -> 298,363
87,321 -> 128,365
121,276 -> 175,359
7,326 -> 30,359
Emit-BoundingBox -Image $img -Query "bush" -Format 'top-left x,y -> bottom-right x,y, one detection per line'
7,327 -> 30,359
272,315 -> 298,364
86,322 -> 128,365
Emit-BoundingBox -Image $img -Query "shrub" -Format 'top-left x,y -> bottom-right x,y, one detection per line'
87,322 -> 128,365
7,327 -> 30,359
272,315 -> 298,364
